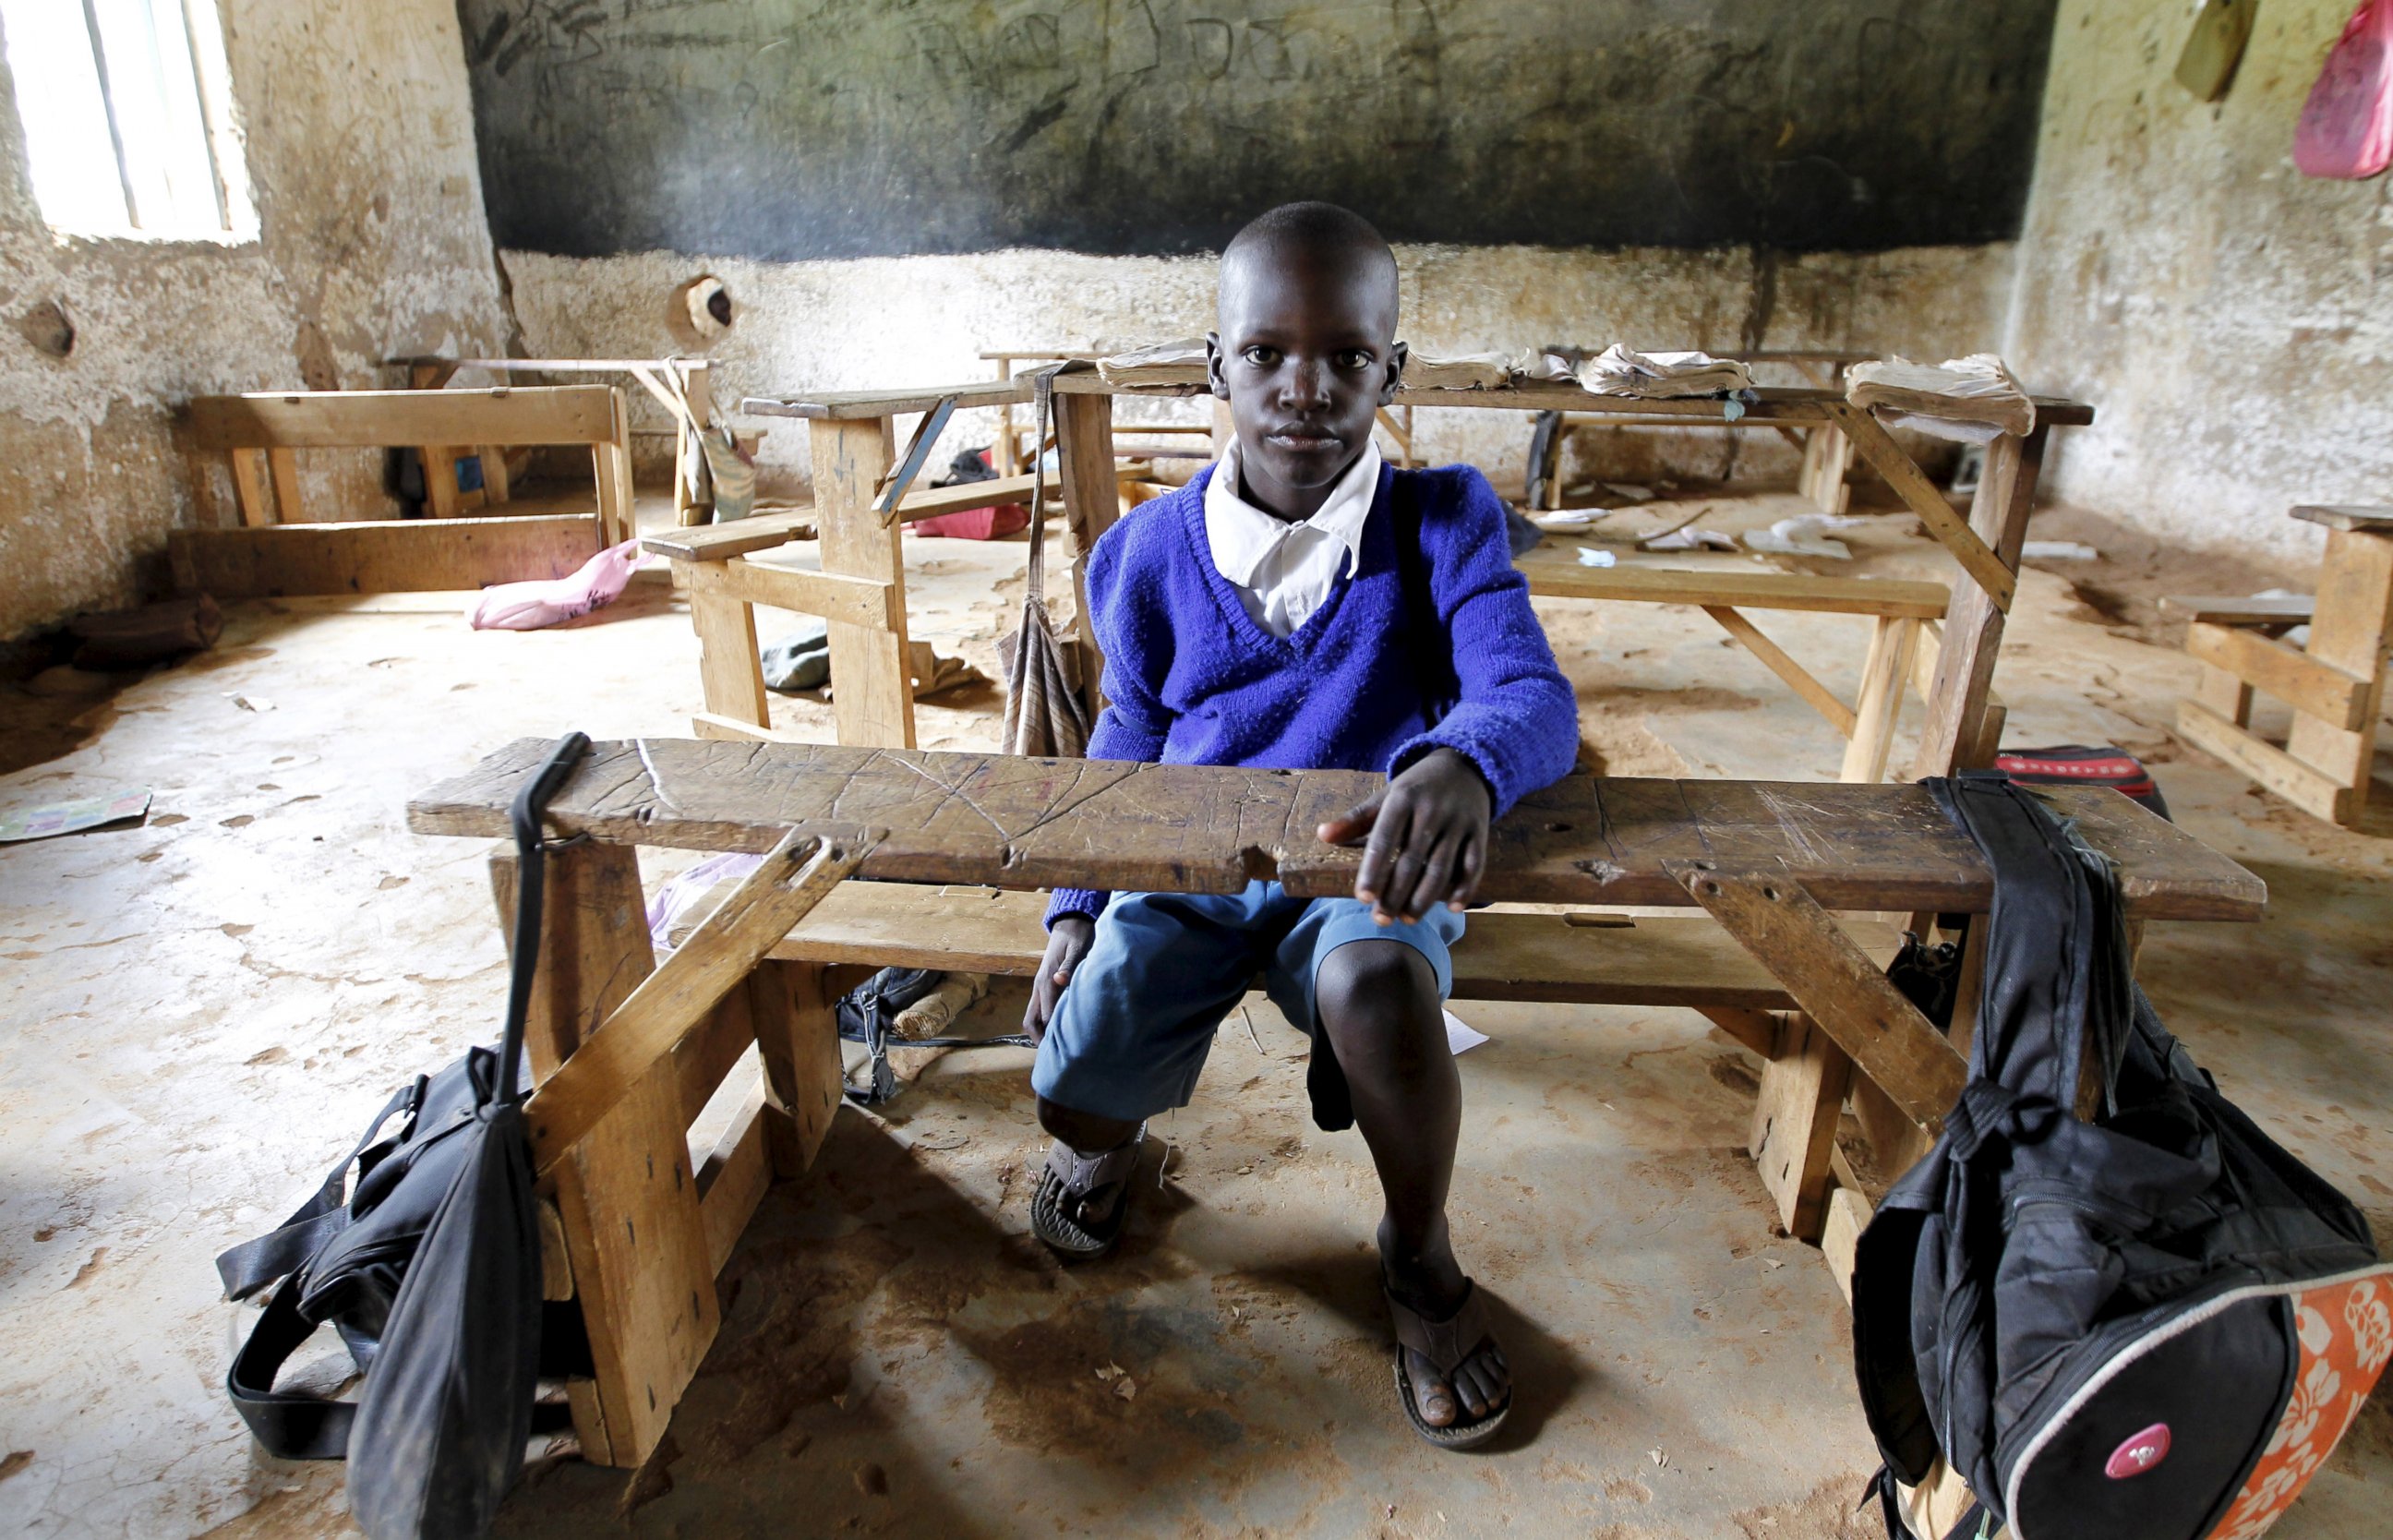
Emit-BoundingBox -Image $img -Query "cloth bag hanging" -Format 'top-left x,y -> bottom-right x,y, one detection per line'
2295,0 -> 2393,179
1000,367 -> 1091,757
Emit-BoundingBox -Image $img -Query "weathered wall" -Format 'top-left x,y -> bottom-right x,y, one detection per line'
460,0 -> 2056,259
0,0 -> 511,641
504,240 -> 2021,494
2007,0 -> 2393,567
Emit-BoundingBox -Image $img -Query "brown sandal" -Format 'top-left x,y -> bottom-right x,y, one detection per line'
1386,1279 -> 1510,1450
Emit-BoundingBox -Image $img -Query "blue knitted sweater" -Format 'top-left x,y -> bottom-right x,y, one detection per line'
1046,460 -> 1578,927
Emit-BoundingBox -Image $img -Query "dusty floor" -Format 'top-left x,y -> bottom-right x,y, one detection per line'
2,482 -> 2388,1540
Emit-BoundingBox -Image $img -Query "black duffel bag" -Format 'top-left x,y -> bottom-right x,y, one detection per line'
216,732 -> 592,1538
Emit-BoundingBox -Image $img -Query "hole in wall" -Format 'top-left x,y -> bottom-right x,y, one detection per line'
17,299 -> 74,358
667,274 -> 733,350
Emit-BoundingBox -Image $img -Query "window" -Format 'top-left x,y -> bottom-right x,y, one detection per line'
0,0 -> 255,240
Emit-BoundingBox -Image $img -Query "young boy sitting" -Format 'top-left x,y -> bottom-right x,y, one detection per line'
1020,201 -> 1578,1449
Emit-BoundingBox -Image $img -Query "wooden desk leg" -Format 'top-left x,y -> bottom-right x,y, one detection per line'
751,959 -> 871,1178
487,839 -> 719,1469
229,449 -> 273,527
1750,1011 -> 1851,1240
1842,617 -> 1921,784
684,566 -> 772,735
1055,391 -> 1120,724
1798,421 -> 1855,514
812,415 -> 914,749
1912,426 -> 2046,777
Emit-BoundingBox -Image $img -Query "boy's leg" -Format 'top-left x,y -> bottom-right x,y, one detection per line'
1281,907 -> 1510,1436
1028,886 -> 1269,1252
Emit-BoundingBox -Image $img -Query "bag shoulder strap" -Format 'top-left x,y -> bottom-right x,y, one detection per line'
214,1079 -> 418,1301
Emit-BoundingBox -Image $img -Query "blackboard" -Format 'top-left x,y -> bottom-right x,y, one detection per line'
458,0 -> 2057,259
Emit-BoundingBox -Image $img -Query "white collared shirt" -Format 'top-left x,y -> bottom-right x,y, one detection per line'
1203,438 -> 1382,638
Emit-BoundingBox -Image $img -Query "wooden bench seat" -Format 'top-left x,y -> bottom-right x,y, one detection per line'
2159,594 -> 2315,626
718,881 -> 1902,1014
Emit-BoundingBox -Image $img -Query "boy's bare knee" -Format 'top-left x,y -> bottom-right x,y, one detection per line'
1317,942 -> 1443,1070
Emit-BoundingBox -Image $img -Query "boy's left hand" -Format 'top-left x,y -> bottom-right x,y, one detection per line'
1317,747 -> 1493,924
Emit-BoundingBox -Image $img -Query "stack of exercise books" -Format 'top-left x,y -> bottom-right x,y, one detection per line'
1576,344 -> 1753,398
1844,354 -> 2036,440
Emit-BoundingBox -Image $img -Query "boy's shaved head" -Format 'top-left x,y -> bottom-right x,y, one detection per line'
1218,201 -> 1400,336
1209,202 -> 1407,523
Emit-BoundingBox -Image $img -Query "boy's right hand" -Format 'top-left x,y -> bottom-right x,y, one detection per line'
1024,915 -> 1094,1042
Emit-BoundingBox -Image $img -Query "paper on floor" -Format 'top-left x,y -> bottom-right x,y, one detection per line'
1577,547 -> 1617,568
1443,1010 -> 1489,1054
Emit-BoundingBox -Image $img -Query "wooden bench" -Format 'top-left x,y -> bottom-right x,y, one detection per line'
397,357 -> 715,525
1524,348 -> 1878,514
735,367 -> 2091,771
406,738 -> 2261,1474
169,386 -> 634,600
1518,560 -> 1967,784
2166,504 -> 2393,825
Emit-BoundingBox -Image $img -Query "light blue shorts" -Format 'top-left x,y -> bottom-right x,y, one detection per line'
1031,880 -> 1464,1125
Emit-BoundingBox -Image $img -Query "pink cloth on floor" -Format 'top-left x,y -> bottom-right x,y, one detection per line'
467,539 -> 644,631
2296,0 -> 2393,179
913,503 -> 1030,540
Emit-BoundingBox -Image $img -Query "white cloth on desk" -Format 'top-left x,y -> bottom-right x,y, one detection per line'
1203,439 -> 1382,639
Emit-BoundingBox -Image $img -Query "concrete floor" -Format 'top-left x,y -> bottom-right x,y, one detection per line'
2,486 -> 2387,1539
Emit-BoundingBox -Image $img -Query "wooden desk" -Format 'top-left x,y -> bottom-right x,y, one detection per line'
741,368 -> 2091,787
408,738 -> 2257,1470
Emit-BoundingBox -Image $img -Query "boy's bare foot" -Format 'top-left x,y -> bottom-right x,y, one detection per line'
1380,1215 -> 1510,1443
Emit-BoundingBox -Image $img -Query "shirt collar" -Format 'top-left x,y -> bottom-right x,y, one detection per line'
1203,437 -> 1384,586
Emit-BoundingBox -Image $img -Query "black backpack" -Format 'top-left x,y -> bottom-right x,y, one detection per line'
1847,775 -> 2393,1540
215,733 -> 591,1538
1851,774 -> 2391,1540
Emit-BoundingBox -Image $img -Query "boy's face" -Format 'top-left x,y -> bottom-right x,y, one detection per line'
1207,248 -> 1405,521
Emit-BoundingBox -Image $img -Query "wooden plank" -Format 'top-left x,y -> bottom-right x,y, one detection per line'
2188,621 -> 2372,730
480,445 -> 512,504
1521,562 -> 1950,619
743,379 -> 1030,420
680,554 -> 903,632
1674,864 -> 1969,1128
594,390 -> 636,546
410,740 -> 2269,921
1824,401 -> 2016,611
752,959 -> 846,1175
1750,1012 -> 1851,1240
490,839 -> 714,1470
646,511 -> 818,562
189,385 -> 623,450
2194,662 -> 2255,728
2291,504 -> 2393,533
422,445 -> 463,519
696,1090 -> 773,1277
687,581 -> 771,730
267,448 -> 303,524
1911,427 -> 2045,777
1821,1185 -> 1873,1304
550,1058 -> 717,1468
1697,1006 -> 1785,1059
675,988 -> 761,1131
1055,390 -> 1121,720
168,515 -> 601,599
527,831 -> 870,1175
692,711 -> 803,744
811,416 -> 915,749
1798,419 -> 1855,514
2159,594 -> 2315,625
1842,617 -> 1920,783
1704,606 -> 1858,736
229,450 -> 271,528
2178,700 -> 2353,824
2283,526 -> 2393,808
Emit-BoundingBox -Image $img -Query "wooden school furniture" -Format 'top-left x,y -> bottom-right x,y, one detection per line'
1524,348 -> 1878,515
168,386 -> 634,600
735,367 -> 2089,783
396,357 -> 713,526
1517,559 -> 1960,786
404,737 -> 2263,1471
2166,504 -> 2393,825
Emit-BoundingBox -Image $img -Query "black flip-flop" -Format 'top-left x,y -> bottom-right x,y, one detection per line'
1387,1279 -> 1510,1450
1029,1127 -> 1143,1261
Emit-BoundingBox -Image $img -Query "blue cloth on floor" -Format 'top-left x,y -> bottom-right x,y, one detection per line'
1031,879 -> 1462,1127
